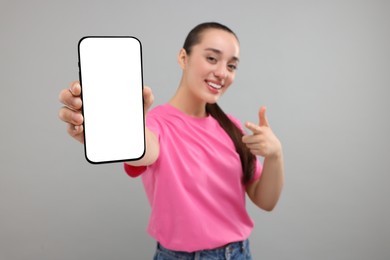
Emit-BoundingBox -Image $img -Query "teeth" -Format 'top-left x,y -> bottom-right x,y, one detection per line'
207,82 -> 222,89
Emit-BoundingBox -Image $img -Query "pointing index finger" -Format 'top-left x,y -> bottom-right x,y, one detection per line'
245,121 -> 262,134
259,106 -> 269,127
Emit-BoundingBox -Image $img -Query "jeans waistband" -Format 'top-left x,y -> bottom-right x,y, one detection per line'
155,240 -> 251,259
157,239 -> 248,253
213,240 -> 245,250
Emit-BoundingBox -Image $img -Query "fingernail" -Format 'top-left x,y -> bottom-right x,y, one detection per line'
70,84 -> 79,94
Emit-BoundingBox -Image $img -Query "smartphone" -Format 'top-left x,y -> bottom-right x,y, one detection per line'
78,36 -> 145,164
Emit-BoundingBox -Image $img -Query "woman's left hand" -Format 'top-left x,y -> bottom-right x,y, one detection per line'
242,106 -> 282,158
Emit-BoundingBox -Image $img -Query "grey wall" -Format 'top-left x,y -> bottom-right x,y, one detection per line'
1,0 -> 389,259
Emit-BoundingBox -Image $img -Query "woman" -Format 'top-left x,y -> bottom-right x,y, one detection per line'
59,22 -> 284,259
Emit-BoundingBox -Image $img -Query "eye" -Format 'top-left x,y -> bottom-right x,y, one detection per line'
206,56 -> 217,64
227,64 -> 237,71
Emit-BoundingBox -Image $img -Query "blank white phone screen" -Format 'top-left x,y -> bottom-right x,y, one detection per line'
78,36 -> 145,163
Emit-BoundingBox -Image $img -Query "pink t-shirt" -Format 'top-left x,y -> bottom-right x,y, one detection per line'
124,104 -> 262,252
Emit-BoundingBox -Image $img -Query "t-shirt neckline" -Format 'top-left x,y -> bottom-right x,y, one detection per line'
165,103 -> 212,121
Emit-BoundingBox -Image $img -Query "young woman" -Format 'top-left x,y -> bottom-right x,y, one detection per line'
59,22 -> 284,260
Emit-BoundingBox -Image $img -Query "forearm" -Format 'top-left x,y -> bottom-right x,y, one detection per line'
252,152 -> 285,211
125,127 -> 159,167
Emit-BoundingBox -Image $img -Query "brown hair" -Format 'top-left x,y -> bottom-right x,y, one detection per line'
183,22 -> 256,184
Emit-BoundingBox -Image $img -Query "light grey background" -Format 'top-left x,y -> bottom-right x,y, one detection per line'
1,0 -> 389,259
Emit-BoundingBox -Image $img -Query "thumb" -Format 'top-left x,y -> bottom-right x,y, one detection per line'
143,86 -> 154,112
259,106 -> 269,127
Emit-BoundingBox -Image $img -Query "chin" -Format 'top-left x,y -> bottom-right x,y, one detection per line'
205,96 -> 221,105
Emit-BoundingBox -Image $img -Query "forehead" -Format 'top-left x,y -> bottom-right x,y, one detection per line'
196,29 -> 240,58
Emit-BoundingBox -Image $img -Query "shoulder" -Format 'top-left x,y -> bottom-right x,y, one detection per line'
148,103 -> 182,117
146,104 -> 179,136
148,104 -> 168,116
226,114 -> 244,131
147,104 -> 172,123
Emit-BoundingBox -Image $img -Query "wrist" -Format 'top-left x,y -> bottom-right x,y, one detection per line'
266,145 -> 283,161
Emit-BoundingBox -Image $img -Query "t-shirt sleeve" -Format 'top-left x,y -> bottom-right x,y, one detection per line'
124,163 -> 147,178
123,109 -> 162,178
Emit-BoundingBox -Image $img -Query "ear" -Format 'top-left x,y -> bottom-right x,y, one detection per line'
177,48 -> 188,70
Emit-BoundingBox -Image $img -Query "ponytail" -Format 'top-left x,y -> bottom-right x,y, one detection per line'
206,103 -> 256,185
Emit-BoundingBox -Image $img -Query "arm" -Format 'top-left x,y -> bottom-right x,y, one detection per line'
246,152 -> 284,211
125,86 -> 160,166
125,126 -> 159,166
242,106 -> 285,211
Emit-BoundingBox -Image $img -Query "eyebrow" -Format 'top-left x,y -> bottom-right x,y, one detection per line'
204,48 -> 240,62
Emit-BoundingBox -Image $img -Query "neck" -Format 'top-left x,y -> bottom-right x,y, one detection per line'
169,78 -> 208,118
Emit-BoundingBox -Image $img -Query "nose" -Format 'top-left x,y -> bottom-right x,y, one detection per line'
213,64 -> 227,80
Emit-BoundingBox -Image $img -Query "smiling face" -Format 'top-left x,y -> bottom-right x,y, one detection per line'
178,28 -> 240,105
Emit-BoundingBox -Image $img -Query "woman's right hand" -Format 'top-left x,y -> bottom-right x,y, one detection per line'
58,81 -> 154,144
58,81 -> 84,143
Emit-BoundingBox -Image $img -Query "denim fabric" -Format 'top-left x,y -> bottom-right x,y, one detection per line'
153,239 -> 252,260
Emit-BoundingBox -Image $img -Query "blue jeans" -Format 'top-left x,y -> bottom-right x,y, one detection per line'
153,239 -> 252,260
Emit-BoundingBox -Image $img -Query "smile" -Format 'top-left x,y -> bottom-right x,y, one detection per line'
206,80 -> 223,90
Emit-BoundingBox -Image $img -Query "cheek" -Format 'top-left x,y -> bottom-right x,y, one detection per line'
226,73 -> 235,85
189,61 -> 206,79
